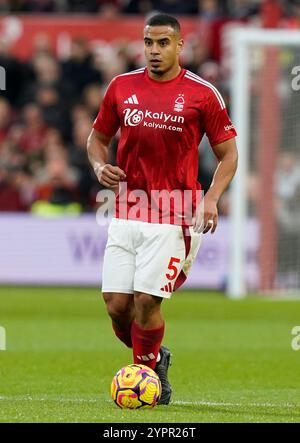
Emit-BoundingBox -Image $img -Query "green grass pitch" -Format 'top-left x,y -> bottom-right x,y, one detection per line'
0,286 -> 300,423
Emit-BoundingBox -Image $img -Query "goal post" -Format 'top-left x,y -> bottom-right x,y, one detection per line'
228,28 -> 300,298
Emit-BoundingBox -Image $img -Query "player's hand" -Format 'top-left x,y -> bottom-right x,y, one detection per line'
192,196 -> 218,234
94,163 -> 126,188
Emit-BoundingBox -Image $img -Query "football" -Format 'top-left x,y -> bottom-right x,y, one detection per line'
111,364 -> 161,409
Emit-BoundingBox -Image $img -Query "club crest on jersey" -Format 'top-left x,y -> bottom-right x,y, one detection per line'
174,94 -> 185,112
123,108 -> 144,126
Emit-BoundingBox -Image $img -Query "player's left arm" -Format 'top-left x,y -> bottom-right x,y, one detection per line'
194,137 -> 238,234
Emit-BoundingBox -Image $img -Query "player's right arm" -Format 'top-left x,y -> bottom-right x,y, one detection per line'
87,78 -> 126,187
87,129 -> 126,187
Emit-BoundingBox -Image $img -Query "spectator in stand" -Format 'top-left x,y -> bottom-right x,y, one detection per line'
83,84 -> 104,120
198,0 -> 222,19
276,177 -> 300,289
247,172 -> 259,216
121,0 -> 155,14
0,38 -> 31,106
11,165 -> 37,209
0,163 -> 29,211
22,0 -> 57,12
42,127 -> 65,153
199,60 -> 221,83
0,0 -> 9,13
32,150 -> 81,216
0,98 -> 13,144
69,118 -> 100,210
227,0 -> 260,19
289,0 -> 300,27
196,0 -> 224,62
61,37 -> 103,96
98,0 -> 123,16
23,54 -> 74,107
185,39 -> 209,74
115,41 -> 140,73
1,125 -> 25,163
35,85 -> 70,138
19,103 -> 48,154
153,0 -> 198,14
276,151 -> 300,200
32,33 -> 54,58
65,0 -> 99,12
71,103 -> 93,124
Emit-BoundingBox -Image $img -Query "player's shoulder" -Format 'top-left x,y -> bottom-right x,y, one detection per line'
113,67 -> 146,85
183,69 -> 218,92
183,70 -> 226,109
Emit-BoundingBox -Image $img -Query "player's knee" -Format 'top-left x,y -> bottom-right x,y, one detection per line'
102,293 -> 130,321
134,292 -> 162,316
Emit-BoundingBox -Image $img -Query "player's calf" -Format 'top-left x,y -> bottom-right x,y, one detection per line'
103,292 -> 134,348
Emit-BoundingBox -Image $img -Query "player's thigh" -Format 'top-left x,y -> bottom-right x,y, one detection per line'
134,223 -> 191,298
102,218 -> 135,294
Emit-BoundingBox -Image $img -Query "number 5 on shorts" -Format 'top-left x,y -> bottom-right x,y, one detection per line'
166,257 -> 181,281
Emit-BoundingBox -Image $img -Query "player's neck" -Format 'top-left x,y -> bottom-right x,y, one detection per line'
147,64 -> 182,82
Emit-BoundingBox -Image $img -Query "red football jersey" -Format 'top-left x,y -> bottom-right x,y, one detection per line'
93,67 -> 237,225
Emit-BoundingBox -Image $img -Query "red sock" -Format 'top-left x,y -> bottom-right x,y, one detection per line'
131,321 -> 165,370
112,322 -> 132,348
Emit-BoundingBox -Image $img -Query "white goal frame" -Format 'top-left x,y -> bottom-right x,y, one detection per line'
228,28 -> 300,298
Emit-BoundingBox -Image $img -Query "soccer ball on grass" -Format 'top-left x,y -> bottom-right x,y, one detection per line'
111,364 -> 161,409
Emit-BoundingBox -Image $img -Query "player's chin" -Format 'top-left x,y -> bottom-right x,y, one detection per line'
149,66 -> 165,75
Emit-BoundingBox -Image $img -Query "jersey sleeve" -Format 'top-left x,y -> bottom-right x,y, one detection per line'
93,79 -> 120,137
202,87 -> 237,146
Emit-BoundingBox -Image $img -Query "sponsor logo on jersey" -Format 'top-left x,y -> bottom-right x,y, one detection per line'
123,108 -> 144,126
224,124 -> 235,131
123,107 -> 185,128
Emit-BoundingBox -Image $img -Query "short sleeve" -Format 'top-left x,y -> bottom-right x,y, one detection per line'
93,79 -> 120,137
202,87 -> 237,146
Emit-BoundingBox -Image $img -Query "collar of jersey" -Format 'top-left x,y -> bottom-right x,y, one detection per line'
145,67 -> 186,85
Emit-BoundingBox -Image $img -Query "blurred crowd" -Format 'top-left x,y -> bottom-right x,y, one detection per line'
0,34 -> 114,214
0,0 -> 262,17
0,0 -> 299,18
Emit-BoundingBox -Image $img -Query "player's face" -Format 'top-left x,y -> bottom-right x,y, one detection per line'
144,25 -> 183,77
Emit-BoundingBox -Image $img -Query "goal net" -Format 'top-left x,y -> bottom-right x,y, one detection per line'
228,28 -> 300,298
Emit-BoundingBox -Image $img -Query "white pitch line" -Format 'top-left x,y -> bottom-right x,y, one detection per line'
0,396 -> 299,410
0,396 -> 99,403
173,400 -> 299,409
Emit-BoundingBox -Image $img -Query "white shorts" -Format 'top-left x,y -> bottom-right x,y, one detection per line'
102,218 -> 202,299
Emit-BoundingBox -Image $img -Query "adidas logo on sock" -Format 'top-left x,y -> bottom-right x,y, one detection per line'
124,94 -> 139,104
137,353 -> 156,361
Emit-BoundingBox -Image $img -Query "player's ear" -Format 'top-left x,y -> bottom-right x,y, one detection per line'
177,38 -> 184,55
